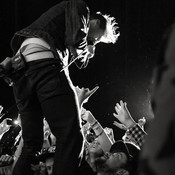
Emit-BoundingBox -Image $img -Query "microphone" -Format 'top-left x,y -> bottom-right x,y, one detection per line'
60,49 -> 86,71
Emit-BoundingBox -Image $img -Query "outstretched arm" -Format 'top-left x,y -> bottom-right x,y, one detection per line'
81,108 -> 113,152
113,100 -> 147,149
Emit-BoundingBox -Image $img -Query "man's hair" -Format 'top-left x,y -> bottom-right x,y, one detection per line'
90,12 -> 120,44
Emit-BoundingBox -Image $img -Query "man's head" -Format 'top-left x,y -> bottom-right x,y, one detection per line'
74,12 -> 119,69
88,12 -> 120,45
37,146 -> 55,174
95,140 -> 140,175
79,12 -> 120,68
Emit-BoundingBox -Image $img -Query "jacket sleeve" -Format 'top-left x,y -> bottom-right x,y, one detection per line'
123,124 -> 147,149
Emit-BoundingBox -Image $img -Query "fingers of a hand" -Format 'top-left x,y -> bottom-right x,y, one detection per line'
114,105 -> 119,112
120,100 -> 124,107
114,106 -> 120,114
113,121 -> 126,130
113,112 -> 119,119
116,103 -> 121,109
88,86 -> 99,96
123,101 -> 127,108
115,102 -> 123,112
124,102 -> 129,112
92,86 -> 99,92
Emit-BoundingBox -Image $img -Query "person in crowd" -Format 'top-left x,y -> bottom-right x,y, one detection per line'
0,117 -> 21,166
81,99 -> 147,175
113,100 -> 147,149
139,23 -> 175,175
0,0 -> 119,174
0,114 -> 22,175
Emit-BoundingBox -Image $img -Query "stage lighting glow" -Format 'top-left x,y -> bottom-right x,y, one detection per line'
13,120 -> 19,125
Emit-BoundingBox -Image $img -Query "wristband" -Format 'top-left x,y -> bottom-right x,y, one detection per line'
91,120 -> 98,128
96,129 -> 104,137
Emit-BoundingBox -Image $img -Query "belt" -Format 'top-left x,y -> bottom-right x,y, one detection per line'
19,38 -> 55,62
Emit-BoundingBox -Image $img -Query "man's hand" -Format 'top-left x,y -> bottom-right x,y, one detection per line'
75,86 -> 99,106
113,100 -> 136,130
81,108 -> 96,124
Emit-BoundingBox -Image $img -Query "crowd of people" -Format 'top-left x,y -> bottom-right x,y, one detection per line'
0,89 -> 147,175
0,0 -> 175,175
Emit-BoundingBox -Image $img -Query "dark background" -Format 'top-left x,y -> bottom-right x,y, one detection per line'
0,0 -> 175,139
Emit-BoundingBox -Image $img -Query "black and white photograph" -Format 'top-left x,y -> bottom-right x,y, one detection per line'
0,0 -> 175,174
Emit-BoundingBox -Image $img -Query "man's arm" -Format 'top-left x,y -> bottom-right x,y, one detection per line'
113,100 -> 147,149
81,108 -> 113,153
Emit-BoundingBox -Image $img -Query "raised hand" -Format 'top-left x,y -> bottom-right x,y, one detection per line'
74,86 -> 99,106
113,100 -> 136,130
81,107 -> 96,124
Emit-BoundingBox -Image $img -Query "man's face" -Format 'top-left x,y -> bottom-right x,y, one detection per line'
88,19 -> 105,45
99,151 -> 128,170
